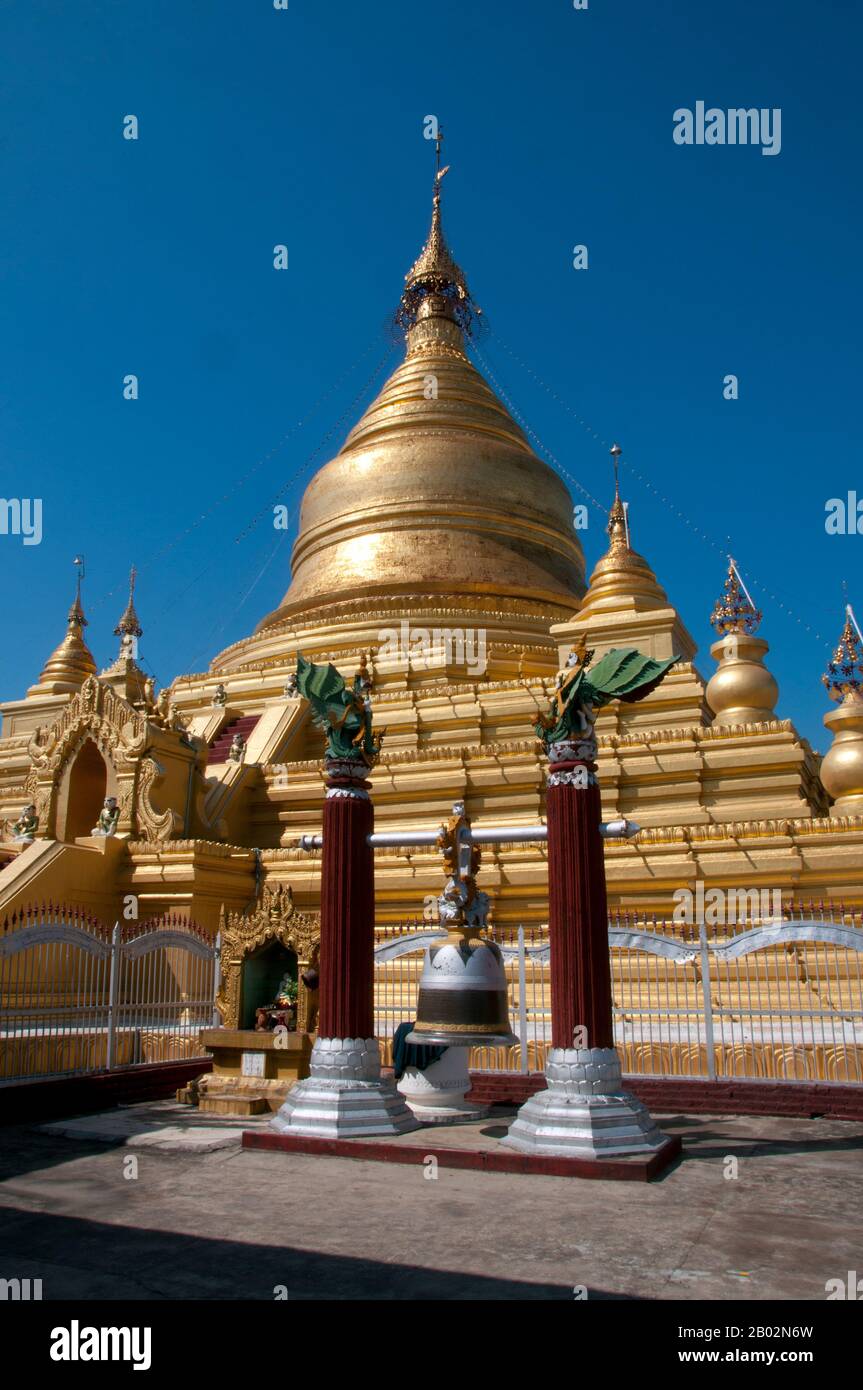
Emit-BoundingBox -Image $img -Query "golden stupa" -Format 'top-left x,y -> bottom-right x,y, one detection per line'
28,576 -> 97,697
2,160 -> 863,961
259,181 -> 583,627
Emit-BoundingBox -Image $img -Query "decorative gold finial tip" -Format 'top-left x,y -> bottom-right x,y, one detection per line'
394,154 -> 480,339
608,443 -> 624,516
114,564 -> 143,639
35,566 -> 97,690
710,557 -> 762,636
823,610 -> 863,703
68,555 -> 87,629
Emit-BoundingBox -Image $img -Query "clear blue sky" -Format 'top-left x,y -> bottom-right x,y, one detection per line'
1,0 -> 860,751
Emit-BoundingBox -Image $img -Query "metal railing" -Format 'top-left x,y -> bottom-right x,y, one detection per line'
0,907 -> 219,1085
4,901 -> 860,1088
373,906 -> 863,1084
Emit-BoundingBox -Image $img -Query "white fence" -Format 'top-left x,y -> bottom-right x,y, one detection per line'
0,908 -> 219,1085
374,907 -> 863,1084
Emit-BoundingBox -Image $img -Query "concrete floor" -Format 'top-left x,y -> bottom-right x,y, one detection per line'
0,1103 -> 861,1300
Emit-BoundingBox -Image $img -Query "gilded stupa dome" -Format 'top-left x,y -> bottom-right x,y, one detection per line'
577,479 -> 669,618
257,173 -> 584,630
29,577 -> 97,696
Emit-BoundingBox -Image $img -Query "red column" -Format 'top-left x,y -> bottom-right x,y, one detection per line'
546,761 -> 614,1050
317,765 -> 375,1040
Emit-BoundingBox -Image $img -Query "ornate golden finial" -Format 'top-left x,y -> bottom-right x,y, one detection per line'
433,125 -> 448,183
607,444 -> 630,554
69,555 -> 88,632
710,556 -> 762,636
395,133 -> 480,338
823,606 -> 863,703
820,600 -> 863,815
33,558 -> 97,693
114,565 -> 143,640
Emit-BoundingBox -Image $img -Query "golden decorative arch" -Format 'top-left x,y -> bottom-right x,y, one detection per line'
215,884 -> 321,1032
23,675 -> 186,842
25,678 -> 146,837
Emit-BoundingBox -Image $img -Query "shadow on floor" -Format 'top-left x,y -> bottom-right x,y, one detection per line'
0,1208 -> 645,1301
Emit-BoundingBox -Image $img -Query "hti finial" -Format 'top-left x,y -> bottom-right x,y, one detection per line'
610,443 -> 622,500
69,555 -> 87,629
823,604 -> 863,703
711,556 -> 762,636
395,132 -> 477,339
114,563 -> 143,640
606,445 -> 631,551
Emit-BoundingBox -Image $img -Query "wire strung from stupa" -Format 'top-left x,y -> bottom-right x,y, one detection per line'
469,341 -> 607,519
230,344 -> 397,545
184,528 -> 290,674
148,341 -> 398,673
481,326 -> 828,649
86,332 -> 391,617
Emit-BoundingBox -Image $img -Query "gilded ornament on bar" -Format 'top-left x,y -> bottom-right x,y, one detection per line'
822,612 -> 863,703
711,557 -> 762,636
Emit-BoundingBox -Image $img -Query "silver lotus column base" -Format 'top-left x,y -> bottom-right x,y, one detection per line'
270,1037 -> 420,1139
502,1047 -> 667,1159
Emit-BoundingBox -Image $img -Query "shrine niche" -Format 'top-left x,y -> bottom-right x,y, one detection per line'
23,674 -> 200,843
194,884 -> 320,1117
214,883 -> 320,1034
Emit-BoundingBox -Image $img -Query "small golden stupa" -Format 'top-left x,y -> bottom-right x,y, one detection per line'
28,571 -> 97,697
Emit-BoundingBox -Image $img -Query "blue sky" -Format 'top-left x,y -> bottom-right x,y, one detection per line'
1,0 -> 860,750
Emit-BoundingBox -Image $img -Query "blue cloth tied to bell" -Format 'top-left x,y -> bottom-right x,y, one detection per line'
392,1021 -> 446,1081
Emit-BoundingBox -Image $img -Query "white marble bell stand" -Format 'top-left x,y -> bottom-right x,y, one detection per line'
397,1046 -> 489,1124
502,1047 -> 668,1159
270,1037 -> 419,1139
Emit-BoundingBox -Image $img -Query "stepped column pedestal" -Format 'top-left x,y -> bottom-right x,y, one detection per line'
271,758 -> 418,1138
504,740 -> 668,1160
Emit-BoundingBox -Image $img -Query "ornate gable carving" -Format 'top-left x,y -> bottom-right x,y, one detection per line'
27,675 -> 147,776
215,883 -> 321,1030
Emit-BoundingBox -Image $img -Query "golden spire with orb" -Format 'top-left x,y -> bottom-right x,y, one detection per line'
254,134 -> 584,630
30,556 -> 97,695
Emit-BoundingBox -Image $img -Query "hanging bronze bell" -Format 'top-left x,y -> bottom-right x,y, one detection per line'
407,923 -> 518,1049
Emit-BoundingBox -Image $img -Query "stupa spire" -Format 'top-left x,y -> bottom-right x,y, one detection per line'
101,563 -> 151,705
706,557 -> 778,726
820,603 -> 863,815
31,557 -> 97,695
710,557 -> 762,636
396,131 -> 480,341
114,565 -> 143,643
606,442 -> 631,555
822,605 -> 863,703
578,446 -> 667,611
